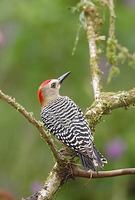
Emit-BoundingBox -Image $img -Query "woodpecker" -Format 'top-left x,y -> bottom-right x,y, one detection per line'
38,72 -> 107,171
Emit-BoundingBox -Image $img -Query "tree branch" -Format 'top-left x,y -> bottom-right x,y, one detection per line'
23,164 -> 135,200
73,166 -> 135,179
0,89 -> 61,163
82,1 -> 102,99
85,88 -> 135,129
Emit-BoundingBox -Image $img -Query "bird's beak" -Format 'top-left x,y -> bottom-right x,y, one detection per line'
58,71 -> 71,84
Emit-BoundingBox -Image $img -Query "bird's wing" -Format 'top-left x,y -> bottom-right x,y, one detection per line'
41,96 -> 93,153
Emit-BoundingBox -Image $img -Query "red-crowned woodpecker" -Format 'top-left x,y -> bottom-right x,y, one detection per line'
37,72 -> 107,170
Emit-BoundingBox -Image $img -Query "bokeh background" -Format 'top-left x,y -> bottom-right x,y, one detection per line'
0,0 -> 135,200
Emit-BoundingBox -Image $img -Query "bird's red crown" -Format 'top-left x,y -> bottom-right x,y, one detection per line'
37,79 -> 51,104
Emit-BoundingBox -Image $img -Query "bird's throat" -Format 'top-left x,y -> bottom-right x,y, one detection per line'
42,94 -> 60,108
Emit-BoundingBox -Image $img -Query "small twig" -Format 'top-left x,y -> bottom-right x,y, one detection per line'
106,0 -> 118,83
108,0 -> 116,39
73,166 -> 135,179
0,89 -> 61,163
117,43 -> 135,65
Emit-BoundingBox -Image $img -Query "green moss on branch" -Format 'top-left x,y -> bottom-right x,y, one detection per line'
85,88 -> 135,130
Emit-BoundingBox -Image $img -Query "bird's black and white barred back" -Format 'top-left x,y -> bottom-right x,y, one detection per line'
41,96 -> 107,171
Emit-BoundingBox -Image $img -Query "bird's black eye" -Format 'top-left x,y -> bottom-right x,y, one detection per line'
51,82 -> 56,88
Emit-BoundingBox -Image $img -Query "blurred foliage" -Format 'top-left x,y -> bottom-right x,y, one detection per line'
0,0 -> 135,200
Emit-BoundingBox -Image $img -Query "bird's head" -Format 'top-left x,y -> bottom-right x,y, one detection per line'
37,71 -> 70,107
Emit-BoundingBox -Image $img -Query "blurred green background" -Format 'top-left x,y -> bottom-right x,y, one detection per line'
0,0 -> 135,199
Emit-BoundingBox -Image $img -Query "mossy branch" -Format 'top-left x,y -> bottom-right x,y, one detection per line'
108,0 -> 116,39
86,88 -> 135,129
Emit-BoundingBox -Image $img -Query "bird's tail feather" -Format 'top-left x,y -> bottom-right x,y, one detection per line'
78,145 -> 107,171
93,144 -> 107,167
78,153 -> 96,171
